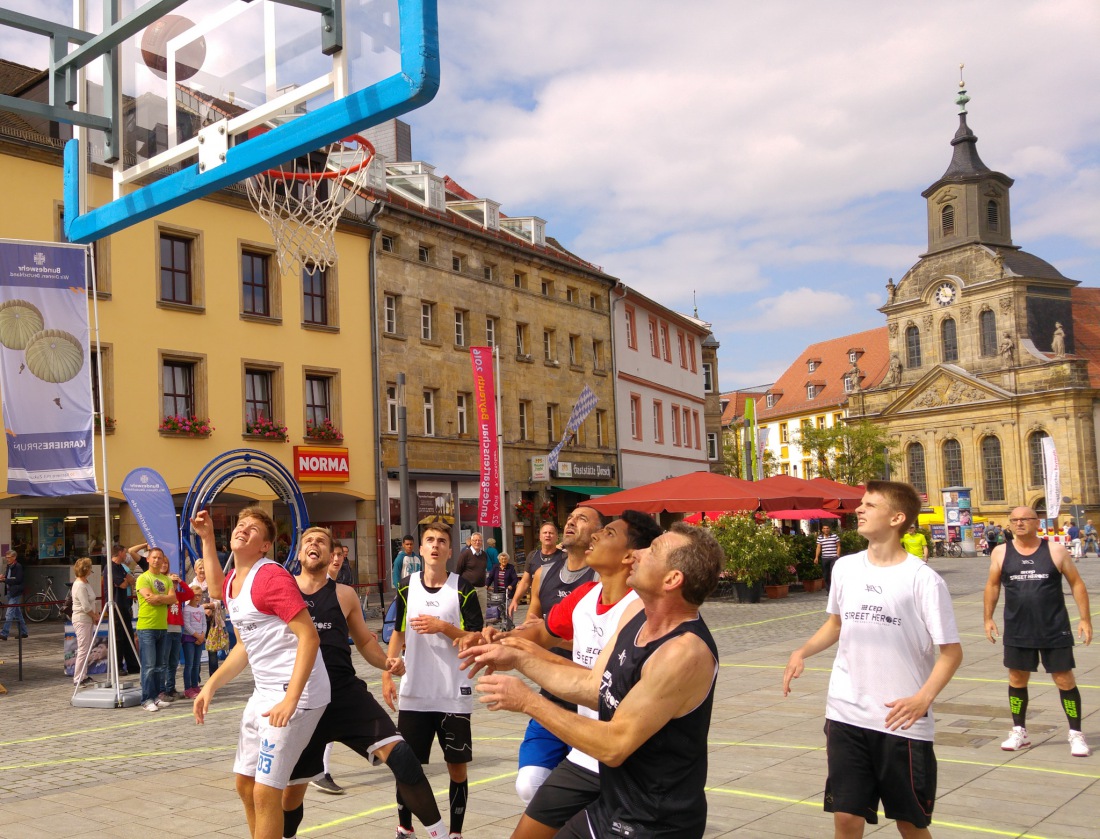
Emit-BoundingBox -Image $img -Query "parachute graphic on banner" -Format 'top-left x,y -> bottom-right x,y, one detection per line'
0,240 -> 95,496
548,385 -> 598,470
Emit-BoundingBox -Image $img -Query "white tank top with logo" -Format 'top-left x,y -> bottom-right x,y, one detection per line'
567,583 -> 640,772
226,558 -> 330,708
398,571 -> 472,713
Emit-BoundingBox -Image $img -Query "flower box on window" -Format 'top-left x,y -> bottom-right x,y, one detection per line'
159,415 -> 213,437
305,417 -> 344,443
245,414 -> 288,442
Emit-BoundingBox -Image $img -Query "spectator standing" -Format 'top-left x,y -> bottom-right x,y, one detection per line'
509,522 -> 566,619
485,537 -> 500,579
901,523 -> 929,562
71,557 -> 98,687
164,563 -> 192,701
1066,519 -> 1082,560
0,549 -> 28,640
814,525 -> 841,591
392,535 -> 422,589
1085,520 -> 1098,557
984,506 -> 1092,757
784,481 -> 962,837
134,548 -> 176,711
490,552 -> 518,597
105,544 -> 141,677
181,585 -> 206,698
455,532 -> 489,615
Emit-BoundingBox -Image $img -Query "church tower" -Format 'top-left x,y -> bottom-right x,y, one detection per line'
920,81 -> 1014,254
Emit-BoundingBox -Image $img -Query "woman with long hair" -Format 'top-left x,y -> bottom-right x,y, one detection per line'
71,557 -> 98,687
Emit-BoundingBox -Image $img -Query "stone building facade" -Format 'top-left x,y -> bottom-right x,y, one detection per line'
851,97 -> 1100,521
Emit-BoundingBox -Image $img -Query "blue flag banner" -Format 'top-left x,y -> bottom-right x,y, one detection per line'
0,240 -> 95,496
548,385 -> 599,470
123,467 -> 182,575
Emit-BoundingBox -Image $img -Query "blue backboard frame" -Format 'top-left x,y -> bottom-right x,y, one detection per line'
63,0 -> 439,244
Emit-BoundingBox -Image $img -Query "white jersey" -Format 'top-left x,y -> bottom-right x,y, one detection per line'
567,584 -> 640,772
398,571 -> 473,713
226,558 -> 330,708
826,551 -> 959,741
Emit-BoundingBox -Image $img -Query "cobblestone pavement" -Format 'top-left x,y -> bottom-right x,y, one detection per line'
0,553 -> 1097,837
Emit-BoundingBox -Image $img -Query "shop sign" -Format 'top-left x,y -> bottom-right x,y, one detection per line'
294,446 -> 350,482
531,456 -> 549,482
556,462 -> 614,480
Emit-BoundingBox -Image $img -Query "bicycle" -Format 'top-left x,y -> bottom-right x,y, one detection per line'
25,575 -> 62,622
945,541 -> 963,558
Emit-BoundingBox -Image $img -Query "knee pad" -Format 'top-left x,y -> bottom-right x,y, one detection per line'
386,740 -> 427,787
515,764 -> 552,805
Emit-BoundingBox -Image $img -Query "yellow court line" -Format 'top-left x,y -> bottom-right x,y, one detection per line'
299,770 -> 518,834
705,788 -> 1061,838
0,745 -> 235,771
709,609 -> 824,632
715,663 -> 1100,689
0,702 -> 247,747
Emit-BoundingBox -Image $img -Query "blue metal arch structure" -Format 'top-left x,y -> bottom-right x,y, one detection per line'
180,449 -> 310,574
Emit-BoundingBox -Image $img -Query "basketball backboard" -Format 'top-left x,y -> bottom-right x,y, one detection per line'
0,0 -> 439,243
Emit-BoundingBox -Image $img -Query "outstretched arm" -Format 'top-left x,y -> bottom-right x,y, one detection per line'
338,584 -> 400,673
190,511 -> 225,601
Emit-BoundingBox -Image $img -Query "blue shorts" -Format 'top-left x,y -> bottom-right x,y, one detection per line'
518,718 -> 569,771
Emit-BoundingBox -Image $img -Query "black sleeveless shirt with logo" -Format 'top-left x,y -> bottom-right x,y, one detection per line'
303,579 -> 358,690
1001,539 -> 1073,648
537,557 -> 596,709
590,610 -> 718,839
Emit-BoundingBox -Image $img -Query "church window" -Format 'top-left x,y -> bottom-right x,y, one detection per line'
981,436 -> 1005,501
907,443 -> 927,496
986,200 -> 999,232
941,318 -> 958,363
979,309 -> 997,356
941,204 -> 955,237
1028,430 -> 1049,487
942,438 -> 963,487
905,326 -> 922,368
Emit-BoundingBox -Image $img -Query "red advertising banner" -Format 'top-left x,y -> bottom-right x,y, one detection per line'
294,445 -> 350,482
470,347 -> 501,526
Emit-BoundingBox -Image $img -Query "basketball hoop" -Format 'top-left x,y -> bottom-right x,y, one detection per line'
246,135 -> 377,275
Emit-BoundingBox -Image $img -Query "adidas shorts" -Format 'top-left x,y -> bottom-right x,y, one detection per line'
233,692 -> 326,789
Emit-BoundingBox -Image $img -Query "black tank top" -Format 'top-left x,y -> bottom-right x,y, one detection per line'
1002,539 -> 1073,648
591,610 -> 718,839
303,579 -> 357,689
537,557 -> 596,708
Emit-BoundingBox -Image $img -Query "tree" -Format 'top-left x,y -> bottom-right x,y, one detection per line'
796,420 -> 897,486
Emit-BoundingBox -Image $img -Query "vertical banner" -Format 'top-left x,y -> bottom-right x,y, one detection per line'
1042,436 -> 1061,520
470,347 -> 501,526
122,467 -> 182,575
743,397 -> 756,480
0,240 -> 95,495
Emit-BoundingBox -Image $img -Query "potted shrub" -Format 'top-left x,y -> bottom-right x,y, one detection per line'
764,562 -> 797,599
788,532 -> 824,591
709,512 -> 791,603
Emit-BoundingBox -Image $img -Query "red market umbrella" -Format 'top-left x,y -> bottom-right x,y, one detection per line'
585,472 -> 762,516
750,475 -> 828,511
808,477 -> 865,510
766,508 -> 841,520
683,510 -> 732,524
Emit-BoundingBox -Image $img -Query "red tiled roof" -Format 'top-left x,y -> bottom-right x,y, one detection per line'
719,388 -> 770,427
757,326 -> 889,420
1071,287 -> 1100,387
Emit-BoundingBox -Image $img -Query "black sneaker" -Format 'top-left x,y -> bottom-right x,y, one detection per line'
309,774 -> 345,795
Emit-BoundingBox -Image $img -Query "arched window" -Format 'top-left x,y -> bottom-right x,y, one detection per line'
981,436 -> 1005,501
1028,430 -> 1050,487
942,438 -> 963,486
979,309 -> 997,356
941,204 -> 955,236
907,443 -> 927,496
986,200 -> 999,231
905,325 -> 922,368
941,318 -> 958,363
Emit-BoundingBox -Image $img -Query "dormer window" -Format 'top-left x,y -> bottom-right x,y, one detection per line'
848,350 -> 859,363
808,360 -> 816,372
941,204 -> 955,237
986,199 -> 999,232
843,377 -> 853,394
807,384 -> 817,399
766,394 -> 775,408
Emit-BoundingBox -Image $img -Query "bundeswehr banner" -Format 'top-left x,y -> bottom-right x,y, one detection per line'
469,346 -> 501,526
0,240 -> 95,496
122,467 -> 181,575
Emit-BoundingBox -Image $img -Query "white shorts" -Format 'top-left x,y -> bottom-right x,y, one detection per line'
233,693 -> 326,789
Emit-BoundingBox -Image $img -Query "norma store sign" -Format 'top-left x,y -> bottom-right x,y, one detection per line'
294,446 -> 350,482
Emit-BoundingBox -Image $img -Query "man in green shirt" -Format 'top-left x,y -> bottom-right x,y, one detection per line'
135,548 -> 176,711
900,524 -> 929,562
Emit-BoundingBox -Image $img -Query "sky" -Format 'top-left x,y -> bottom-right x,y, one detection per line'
3,1 -> 1099,392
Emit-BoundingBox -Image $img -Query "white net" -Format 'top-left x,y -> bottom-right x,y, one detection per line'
246,137 -> 376,275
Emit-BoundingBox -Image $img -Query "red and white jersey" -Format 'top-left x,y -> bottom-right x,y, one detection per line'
549,581 -> 639,773
225,558 -> 330,708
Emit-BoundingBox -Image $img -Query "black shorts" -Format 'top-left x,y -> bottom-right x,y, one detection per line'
398,710 -> 472,765
289,679 -> 402,783
525,758 -> 601,828
1003,644 -> 1075,673
824,719 -> 937,829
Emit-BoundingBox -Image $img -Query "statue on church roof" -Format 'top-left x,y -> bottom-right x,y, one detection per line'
885,278 -> 896,304
886,353 -> 903,386
1052,322 -> 1066,358
999,332 -> 1014,365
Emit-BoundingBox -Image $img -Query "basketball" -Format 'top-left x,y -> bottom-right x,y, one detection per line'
140,15 -> 206,81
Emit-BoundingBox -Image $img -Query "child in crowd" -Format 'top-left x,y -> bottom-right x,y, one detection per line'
182,584 -> 206,698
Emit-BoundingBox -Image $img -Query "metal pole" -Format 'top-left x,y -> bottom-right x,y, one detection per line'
397,373 -> 412,540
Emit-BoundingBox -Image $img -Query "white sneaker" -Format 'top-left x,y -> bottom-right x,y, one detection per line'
1001,726 -> 1031,751
154,696 -> 173,709
142,699 -> 160,712
1069,730 -> 1091,757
